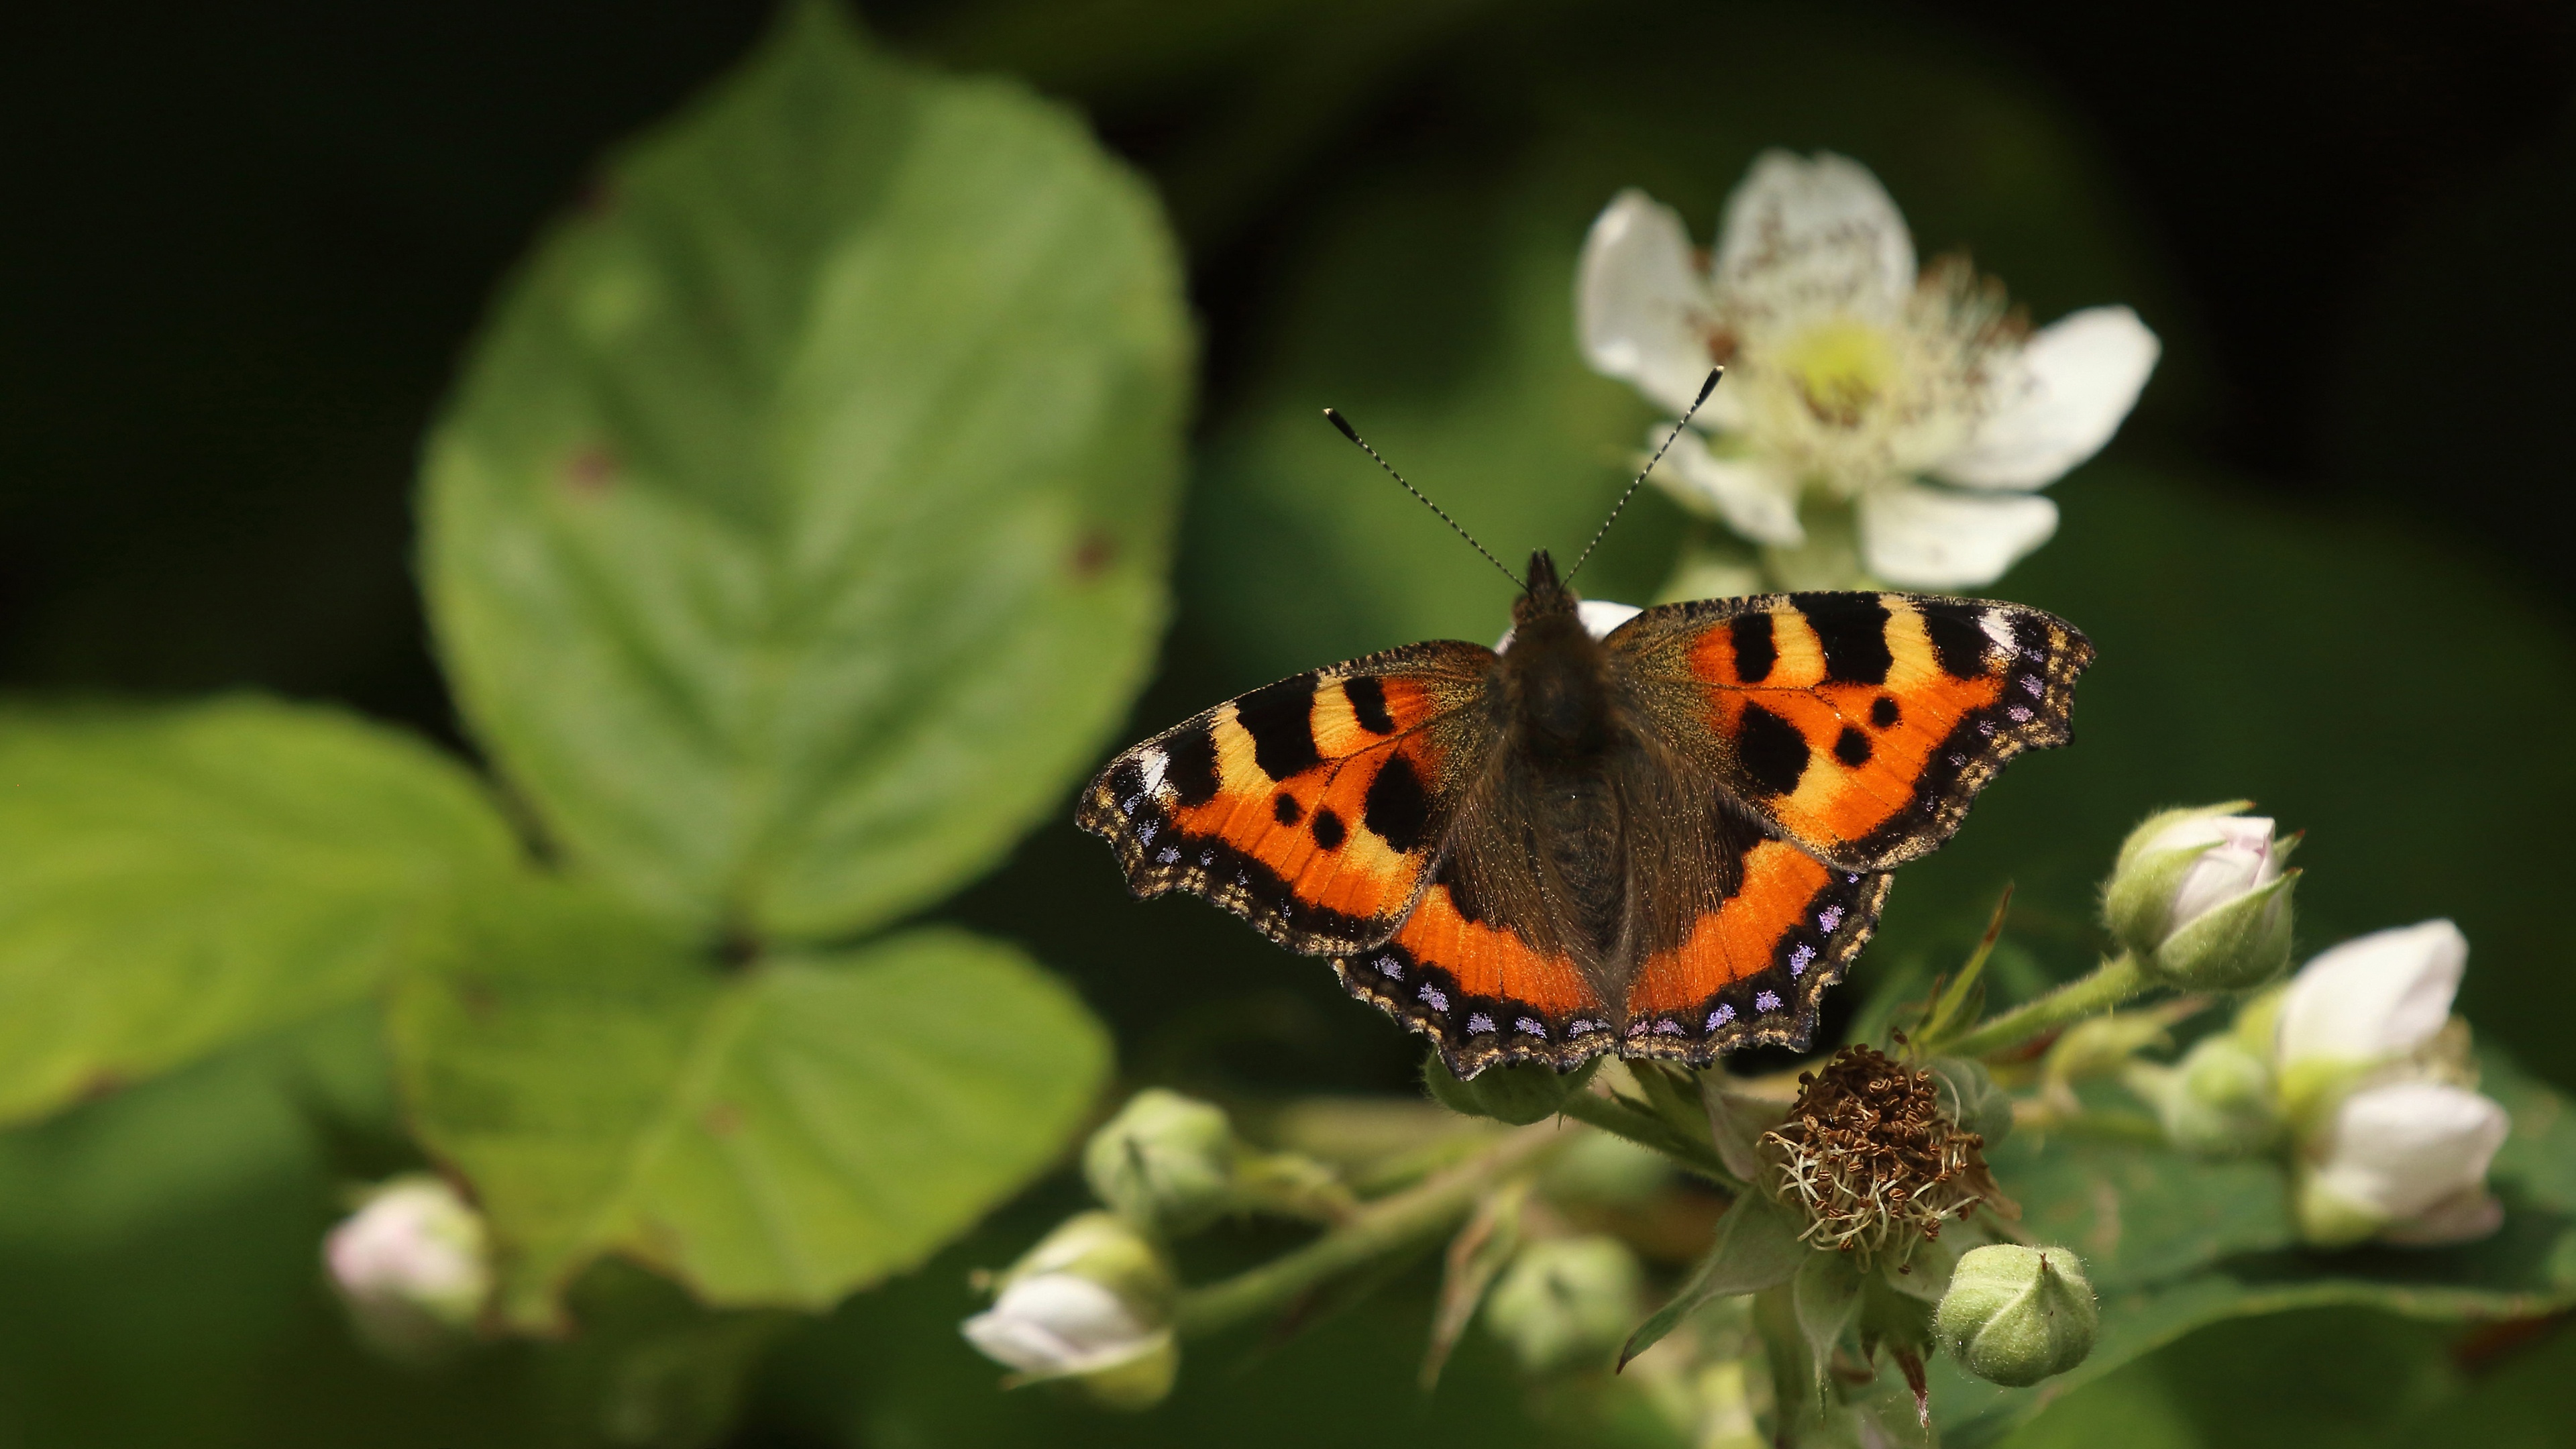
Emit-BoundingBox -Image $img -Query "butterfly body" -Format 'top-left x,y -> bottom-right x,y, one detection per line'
1079,550 -> 2090,1076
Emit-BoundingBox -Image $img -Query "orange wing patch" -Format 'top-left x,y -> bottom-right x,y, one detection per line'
1334,880 -> 1606,1074
1077,643 -> 1493,955
1651,592 -> 2091,871
1622,844 -> 1892,1061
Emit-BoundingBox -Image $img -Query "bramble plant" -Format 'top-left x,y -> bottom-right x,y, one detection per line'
3,5 -> 2573,1448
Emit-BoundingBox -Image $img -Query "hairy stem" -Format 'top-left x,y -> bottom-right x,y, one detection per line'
1937,952 -> 2150,1061
1173,1122 -> 1569,1338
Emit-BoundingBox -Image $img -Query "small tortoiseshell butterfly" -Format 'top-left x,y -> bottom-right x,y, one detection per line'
1079,374 -> 2090,1077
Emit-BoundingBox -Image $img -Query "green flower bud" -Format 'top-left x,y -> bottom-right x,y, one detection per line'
1082,1089 -> 1237,1234
1483,1236 -> 1644,1373
1928,1057 -> 2013,1150
2147,1034 -> 2282,1157
1933,1245 -> 2097,1387
2104,804 -> 2297,989
1425,1053 -> 1601,1126
324,1175 -> 492,1362
962,1212 -> 1179,1408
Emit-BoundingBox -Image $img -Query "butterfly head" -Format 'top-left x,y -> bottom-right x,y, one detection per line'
1511,549 -> 1579,629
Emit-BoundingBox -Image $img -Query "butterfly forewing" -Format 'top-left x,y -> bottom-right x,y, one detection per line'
1077,640 -> 1497,955
1611,592 -> 2093,872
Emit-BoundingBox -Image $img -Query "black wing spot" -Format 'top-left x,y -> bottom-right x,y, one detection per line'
1728,612 -> 1777,684
1311,807 -> 1347,850
1922,606 -> 1993,680
1833,725 -> 1872,767
1361,753 -> 1432,853
1737,704 -> 1810,796
1870,695 -> 1900,729
1791,593 -> 1893,685
1236,674 -> 1323,781
1165,727 -> 1221,807
1342,676 -> 1398,735
1274,793 -> 1302,824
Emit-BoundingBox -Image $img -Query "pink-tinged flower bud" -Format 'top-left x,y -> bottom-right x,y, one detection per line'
323,1175 -> 490,1360
2103,804 -> 2296,989
961,1212 -> 1177,1409
2294,1081 -> 2508,1249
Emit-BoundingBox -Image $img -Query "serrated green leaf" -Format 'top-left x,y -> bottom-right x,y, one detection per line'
389,881 -> 1112,1328
0,697 -> 519,1126
422,2 -> 1191,941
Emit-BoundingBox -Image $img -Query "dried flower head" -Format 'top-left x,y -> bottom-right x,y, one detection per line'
1762,1045 -> 2014,1260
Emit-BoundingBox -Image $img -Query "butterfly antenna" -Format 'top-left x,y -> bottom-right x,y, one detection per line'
1564,366 -> 1723,584
1322,407 -> 1521,588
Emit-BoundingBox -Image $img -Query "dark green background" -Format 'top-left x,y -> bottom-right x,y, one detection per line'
3,1 -> 2573,1444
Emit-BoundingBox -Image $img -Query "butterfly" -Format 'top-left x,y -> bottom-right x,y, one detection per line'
1078,377 -> 2091,1077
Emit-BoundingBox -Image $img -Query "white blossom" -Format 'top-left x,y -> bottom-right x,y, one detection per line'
2268,920 -> 2509,1248
963,1273 -> 1163,1378
2296,1081 -> 2508,1247
1577,152 -> 2159,589
2276,920 -> 2465,1069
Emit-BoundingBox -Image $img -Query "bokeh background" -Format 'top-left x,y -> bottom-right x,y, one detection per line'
5,1 -> 2575,1444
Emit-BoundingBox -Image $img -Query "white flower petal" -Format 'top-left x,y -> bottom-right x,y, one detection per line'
1712,150 -> 1916,324
1855,483 -> 2057,590
1495,599 -> 1642,653
2143,814 -> 2281,930
1660,429 -> 1803,545
1936,306 -> 2160,489
2277,920 -> 2467,1067
962,1275 -> 1155,1377
1577,190 -> 1719,417
2310,1081 -> 2508,1224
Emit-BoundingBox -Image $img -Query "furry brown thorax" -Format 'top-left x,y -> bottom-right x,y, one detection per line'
1501,549 -> 1615,759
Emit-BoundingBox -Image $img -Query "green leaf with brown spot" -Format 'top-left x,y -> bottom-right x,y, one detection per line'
421,2 -> 1191,941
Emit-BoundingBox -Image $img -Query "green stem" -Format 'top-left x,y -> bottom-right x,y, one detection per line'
1936,952 -> 2151,1061
1556,1089 -> 1742,1189
1173,1124 -> 1568,1338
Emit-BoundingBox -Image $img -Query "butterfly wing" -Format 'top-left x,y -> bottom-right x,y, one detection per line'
1076,641 -> 1499,957
1610,591 -> 2093,872
1595,590 -> 2089,1059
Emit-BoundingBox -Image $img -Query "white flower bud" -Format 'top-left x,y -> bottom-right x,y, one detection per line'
2275,921 -> 2464,1079
961,1212 -> 1177,1408
1933,1245 -> 2096,1387
323,1175 -> 491,1359
2103,805 -> 2295,989
1082,1089 -> 1238,1234
2294,1081 -> 2508,1249
1483,1236 -> 1645,1373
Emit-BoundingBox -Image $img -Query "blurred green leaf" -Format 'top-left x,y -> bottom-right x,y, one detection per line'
422,1 -> 1191,941
1934,1051 -> 2576,1443
390,881 -> 1111,1328
0,697 -> 517,1127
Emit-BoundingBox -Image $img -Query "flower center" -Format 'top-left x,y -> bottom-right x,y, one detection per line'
1773,316 -> 1898,429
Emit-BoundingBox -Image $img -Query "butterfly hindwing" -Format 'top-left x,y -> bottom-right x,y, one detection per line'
1611,591 -> 2093,871
1076,641 -> 1497,955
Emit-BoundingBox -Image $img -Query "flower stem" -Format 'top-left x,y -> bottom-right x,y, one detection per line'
1172,1124 -> 1569,1338
1556,1088 -> 1743,1189
1935,952 -> 2151,1061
